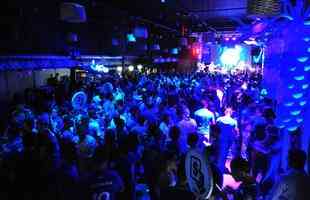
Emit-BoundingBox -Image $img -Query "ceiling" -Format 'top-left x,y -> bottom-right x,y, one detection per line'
0,0 -> 308,55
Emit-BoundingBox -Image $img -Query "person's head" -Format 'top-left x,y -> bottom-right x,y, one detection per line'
263,108 -> 276,122
12,109 -> 26,127
201,99 -> 209,109
37,112 -> 50,131
230,157 -> 250,182
162,113 -> 171,124
288,149 -> 307,170
169,126 -> 180,142
187,132 -> 199,148
137,115 -> 145,126
224,107 -> 233,116
181,106 -> 190,120
50,106 -> 59,118
114,116 -> 125,130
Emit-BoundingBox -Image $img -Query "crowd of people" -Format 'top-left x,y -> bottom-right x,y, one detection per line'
0,70 -> 309,200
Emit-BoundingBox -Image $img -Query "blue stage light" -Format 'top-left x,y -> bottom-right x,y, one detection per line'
288,126 -> 298,131
293,93 -> 304,99
294,75 -> 305,81
302,84 -> 309,89
297,56 -> 308,62
304,65 -> 310,71
171,48 -> 179,55
290,110 -> 301,116
128,65 -> 134,72
304,37 -> 310,42
220,45 -> 242,66
288,84 -> 295,89
284,102 -> 294,107
296,118 -> 304,123
127,34 -> 136,42
293,93 -> 303,99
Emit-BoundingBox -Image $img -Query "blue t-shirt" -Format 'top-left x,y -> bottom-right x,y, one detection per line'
84,169 -> 124,200
216,116 -> 238,139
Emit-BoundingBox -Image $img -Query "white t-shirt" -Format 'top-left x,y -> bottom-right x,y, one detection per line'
194,108 -> 215,136
178,118 -> 197,153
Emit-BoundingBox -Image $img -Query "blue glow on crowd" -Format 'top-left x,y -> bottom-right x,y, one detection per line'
0,1 -> 309,200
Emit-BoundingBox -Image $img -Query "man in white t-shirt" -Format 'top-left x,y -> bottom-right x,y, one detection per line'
194,99 -> 215,142
178,106 -> 197,154
216,107 -> 239,173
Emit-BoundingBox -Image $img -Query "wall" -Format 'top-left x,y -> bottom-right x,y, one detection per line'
0,68 -> 70,101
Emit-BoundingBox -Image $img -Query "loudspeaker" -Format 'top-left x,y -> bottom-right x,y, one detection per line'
60,3 -> 87,23
248,0 -> 282,16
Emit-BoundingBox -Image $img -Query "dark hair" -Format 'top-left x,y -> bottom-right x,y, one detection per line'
169,126 -> 180,141
288,149 -> 307,170
114,116 -> 125,129
230,157 -> 250,173
263,108 -> 276,120
187,132 -> 198,148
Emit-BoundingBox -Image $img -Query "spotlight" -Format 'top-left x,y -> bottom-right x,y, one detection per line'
220,45 -> 242,66
128,65 -> 134,71
102,66 -> 109,73
127,34 -> 136,42
117,66 -> 123,72
91,63 -> 109,73
137,64 -> 143,70
241,82 -> 248,90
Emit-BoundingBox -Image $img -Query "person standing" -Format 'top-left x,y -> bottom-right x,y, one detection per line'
178,106 -> 197,154
216,107 -> 239,173
267,149 -> 310,200
194,99 -> 216,143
